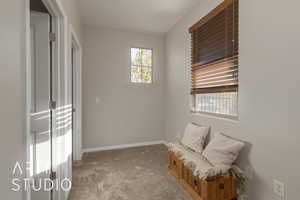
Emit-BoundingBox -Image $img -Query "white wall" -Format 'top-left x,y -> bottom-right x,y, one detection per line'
60,0 -> 83,42
0,1 -> 26,199
164,0 -> 300,199
82,27 -> 165,149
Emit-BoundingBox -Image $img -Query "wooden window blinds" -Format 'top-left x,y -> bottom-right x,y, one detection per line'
189,0 -> 239,94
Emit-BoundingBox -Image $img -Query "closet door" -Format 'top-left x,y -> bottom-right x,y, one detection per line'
30,11 -> 52,200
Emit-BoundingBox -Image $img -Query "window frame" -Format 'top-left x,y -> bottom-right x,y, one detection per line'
130,47 -> 153,84
189,0 -> 239,119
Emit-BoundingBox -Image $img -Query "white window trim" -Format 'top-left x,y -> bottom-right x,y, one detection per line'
69,24 -> 83,161
191,110 -> 239,121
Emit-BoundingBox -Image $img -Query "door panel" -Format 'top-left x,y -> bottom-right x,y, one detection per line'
30,11 -> 51,200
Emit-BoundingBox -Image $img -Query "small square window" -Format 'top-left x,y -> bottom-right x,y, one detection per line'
131,48 -> 153,83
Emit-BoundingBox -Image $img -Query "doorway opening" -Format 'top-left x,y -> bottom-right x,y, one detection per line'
26,0 -> 71,200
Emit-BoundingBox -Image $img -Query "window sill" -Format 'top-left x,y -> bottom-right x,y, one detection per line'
126,82 -> 160,88
190,110 -> 239,122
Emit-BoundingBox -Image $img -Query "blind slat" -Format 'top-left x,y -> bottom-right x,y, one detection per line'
193,69 -> 238,81
191,85 -> 238,94
192,79 -> 238,88
192,55 -> 238,69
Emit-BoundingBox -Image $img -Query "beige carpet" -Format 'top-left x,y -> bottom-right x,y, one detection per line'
69,144 -> 192,200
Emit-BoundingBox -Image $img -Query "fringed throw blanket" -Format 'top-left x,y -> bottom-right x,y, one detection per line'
167,143 -> 246,198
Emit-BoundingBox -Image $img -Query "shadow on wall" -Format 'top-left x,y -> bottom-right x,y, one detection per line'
235,141 -> 253,200
237,142 -> 274,200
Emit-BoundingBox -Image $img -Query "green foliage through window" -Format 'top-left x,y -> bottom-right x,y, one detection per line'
131,48 -> 152,83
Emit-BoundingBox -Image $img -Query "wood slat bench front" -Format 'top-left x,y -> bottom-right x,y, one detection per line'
168,151 -> 237,200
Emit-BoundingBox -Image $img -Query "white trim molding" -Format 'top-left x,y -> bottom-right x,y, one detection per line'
69,24 -> 83,161
83,140 -> 165,153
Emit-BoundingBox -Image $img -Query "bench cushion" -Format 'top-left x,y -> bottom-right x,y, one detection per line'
168,142 -> 230,179
181,123 -> 210,153
203,133 -> 245,169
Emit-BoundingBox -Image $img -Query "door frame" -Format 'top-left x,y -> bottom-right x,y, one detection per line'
25,0 -> 69,199
69,25 -> 83,161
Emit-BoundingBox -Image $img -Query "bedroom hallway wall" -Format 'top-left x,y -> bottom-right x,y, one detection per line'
82,27 -> 165,150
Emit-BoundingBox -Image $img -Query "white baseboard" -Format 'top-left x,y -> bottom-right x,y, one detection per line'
83,140 -> 166,153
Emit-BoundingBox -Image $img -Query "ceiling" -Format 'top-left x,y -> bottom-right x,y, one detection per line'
77,0 -> 201,34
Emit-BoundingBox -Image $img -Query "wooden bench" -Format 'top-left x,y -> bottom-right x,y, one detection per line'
168,151 -> 237,200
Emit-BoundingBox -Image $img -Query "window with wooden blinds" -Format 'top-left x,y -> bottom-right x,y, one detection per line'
189,0 -> 238,95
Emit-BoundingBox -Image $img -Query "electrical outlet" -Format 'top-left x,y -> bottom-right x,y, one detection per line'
273,179 -> 285,198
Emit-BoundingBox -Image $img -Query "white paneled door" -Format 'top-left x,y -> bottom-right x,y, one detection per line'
30,11 -> 52,200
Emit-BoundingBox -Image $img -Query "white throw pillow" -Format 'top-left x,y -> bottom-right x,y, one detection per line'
181,123 -> 210,153
203,133 -> 245,168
